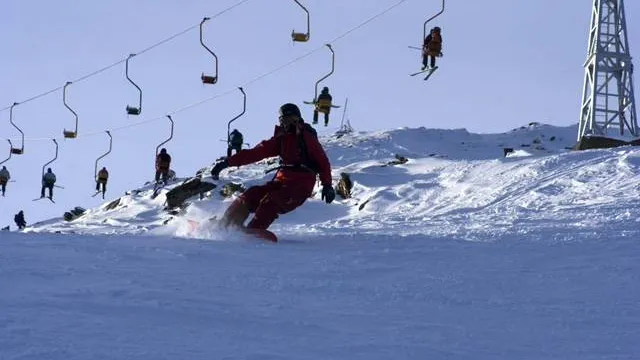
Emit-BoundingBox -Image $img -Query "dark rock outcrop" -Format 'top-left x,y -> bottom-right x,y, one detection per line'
165,178 -> 216,209
220,182 -> 245,198
64,207 -> 86,222
336,173 -> 353,199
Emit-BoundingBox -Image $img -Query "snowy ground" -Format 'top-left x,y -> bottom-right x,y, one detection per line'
2,232 -> 639,360
2,123 -> 640,359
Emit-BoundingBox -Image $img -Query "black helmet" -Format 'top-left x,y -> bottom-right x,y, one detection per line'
279,103 -> 302,128
433,26 -> 441,32
279,103 -> 301,118
322,86 -> 329,92
160,148 -> 167,154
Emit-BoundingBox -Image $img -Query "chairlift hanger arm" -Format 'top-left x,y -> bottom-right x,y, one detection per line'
0,139 -> 11,165
313,44 -> 335,102
41,139 -> 59,176
200,17 -> 218,84
155,115 -> 174,156
63,81 -> 79,137
423,0 -> 445,39
292,0 -> 310,41
94,131 -> 113,180
227,87 -> 246,146
125,54 -> 142,115
9,102 -> 24,154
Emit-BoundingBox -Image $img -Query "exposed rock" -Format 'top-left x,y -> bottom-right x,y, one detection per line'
503,148 -> 514,157
336,173 -> 353,199
358,198 -> 371,211
220,182 -> 245,198
165,178 -> 217,209
383,154 -> 409,166
104,198 -> 121,211
195,166 -> 209,178
64,207 -> 87,222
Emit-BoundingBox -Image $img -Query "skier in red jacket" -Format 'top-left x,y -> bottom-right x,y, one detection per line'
210,103 -> 335,230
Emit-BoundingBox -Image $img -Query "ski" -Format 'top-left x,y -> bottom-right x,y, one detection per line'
410,66 -> 439,78
91,191 -> 104,198
410,69 -> 430,76
303,101 -> 341,108
423,66 -> 439,81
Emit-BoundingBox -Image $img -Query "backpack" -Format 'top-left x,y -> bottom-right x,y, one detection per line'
274,123 -> 321,174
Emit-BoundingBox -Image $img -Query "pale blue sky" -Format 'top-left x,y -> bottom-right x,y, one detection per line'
1,0 -> 638,225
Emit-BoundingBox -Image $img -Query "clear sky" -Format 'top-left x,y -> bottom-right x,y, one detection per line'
1,0 -> 639,226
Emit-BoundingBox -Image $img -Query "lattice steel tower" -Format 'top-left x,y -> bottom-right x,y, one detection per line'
578,0 -> 637,140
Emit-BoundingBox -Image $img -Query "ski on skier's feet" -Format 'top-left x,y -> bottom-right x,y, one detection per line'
423,66 -> 439,81
410,66 -> 439,78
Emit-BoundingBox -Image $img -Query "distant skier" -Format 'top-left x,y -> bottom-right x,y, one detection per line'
210,102 -> 335,231
227,129 -> 244,157
0,165 -> 10,196
155,148 -> 172,183
96,167 -> 109,199
14,210 -> 26,230
313,87 -> 333,127
422,26 -> 443,70
41,168 -> 57,200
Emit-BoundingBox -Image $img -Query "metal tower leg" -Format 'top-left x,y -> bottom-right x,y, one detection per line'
578,0 -> 637,141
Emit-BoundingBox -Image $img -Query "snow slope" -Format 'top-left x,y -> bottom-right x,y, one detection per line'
3,123 -> 640,359
22,122 -> 640,241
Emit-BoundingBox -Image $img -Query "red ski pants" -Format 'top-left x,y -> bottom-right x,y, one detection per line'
239,180 -> 312,230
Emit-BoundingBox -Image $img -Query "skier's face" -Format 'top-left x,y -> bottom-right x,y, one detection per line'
279,114 -> 299,130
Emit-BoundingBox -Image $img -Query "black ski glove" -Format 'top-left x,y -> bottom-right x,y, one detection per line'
321,184 -> 335,204
210,159 -> 229,180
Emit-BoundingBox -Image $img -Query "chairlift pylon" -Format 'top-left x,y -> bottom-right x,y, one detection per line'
125,54 -> 142,115
63,81 -> 78,138
8,103 -> 24,155
200,17 -> 218,84
227,87 -> 246,149
336,97 -> 353,136
291,0 -> 310,42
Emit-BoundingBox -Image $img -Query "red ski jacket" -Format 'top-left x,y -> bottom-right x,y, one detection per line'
227,123 -> 332,188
